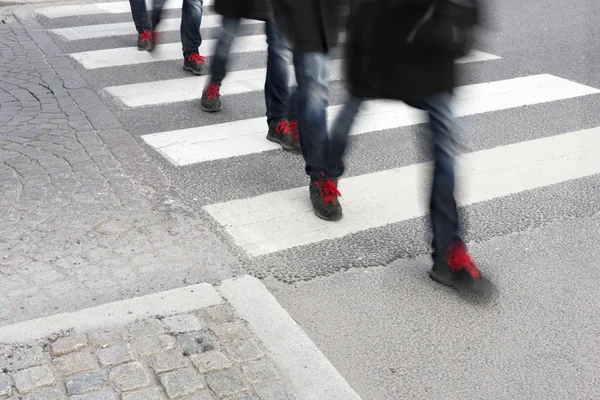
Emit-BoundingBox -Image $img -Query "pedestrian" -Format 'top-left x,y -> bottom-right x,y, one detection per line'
128,0 -> 208,75
271,0 -> 351,220
200,0 -> 299,153
329,0 -> 485,288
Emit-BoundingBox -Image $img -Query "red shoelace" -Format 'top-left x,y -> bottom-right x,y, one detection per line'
315,179 -> 341,205
140,30 -> 152,43
206,84 -> 220,101
275,120 -> 300,142
188,53 -> 207,65
446,240 -> 482,280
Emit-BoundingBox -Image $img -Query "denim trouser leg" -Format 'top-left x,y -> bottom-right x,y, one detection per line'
210,17 -> 241,84
421,92 -> 460,262
150,0 -> 167,29
264,21 -> 291,124
129,0 -> 151,32
290,52 -> 330,179
326,95 -> 363,178
181,0 -> 203,58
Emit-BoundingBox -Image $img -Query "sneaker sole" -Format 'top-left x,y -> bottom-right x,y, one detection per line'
266,134 -> 301,154
429,270 -> 454,287
201,105 -> 221,113
312,207 -> 343,222
183,66 -> 207,76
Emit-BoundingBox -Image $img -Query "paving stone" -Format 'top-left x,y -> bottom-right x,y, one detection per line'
159,367 -> 205,399
11,365 -> 55,394
53,351 -> 98,376
224,340 -> 264,363
129,319 -> 164,338
50,334 -> 88,356
180,391 -> 216,400
87,329 -> 126,347
205,369 -> 250,398
96,344 -> 134,367
226,395 -> 257,400
253,382 -> 297,400
240,360 -> 280,385
70,389 -> 119,400
65,370 -> 108,395
132,335 -> 176,357
121,387 -> 167,400
210,322 -> 251,343
199,306 -> 236,325
189,352 -> 232,374
20,387 -> 68,400
177,332 -> 215,356
150,350 -> 189,374
109,362 -> 151,392
163,315 -> 202,334
0,346 -> 46,372
0,373 -> 13,396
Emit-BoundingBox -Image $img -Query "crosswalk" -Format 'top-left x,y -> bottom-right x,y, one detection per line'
36,0 -> 600,261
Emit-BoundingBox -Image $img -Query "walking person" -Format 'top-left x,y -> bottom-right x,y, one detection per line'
200,0 -> 299,152
128,0 -> 208,75
271,0 -> 350,220
327,0 -> 485,288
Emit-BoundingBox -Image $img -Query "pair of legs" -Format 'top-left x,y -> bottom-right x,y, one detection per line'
128,0 -> 207,74
201,18 -> 299,152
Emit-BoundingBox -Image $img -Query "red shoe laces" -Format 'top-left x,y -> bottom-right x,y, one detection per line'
206,84 -> 220,101
275,120 -> 299,141
315,179 -> 341,205
188,53 -> 206,64
446,240 -> 482,279
288,121 -> 299,141
140,30 -> 152,43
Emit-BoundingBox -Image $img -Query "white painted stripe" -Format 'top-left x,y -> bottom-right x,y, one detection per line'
70,33 -> 267,69
142,74 -> 599,166
218,276 -> 363,400
50,15 -> 259,40
204,126 -> 600,256
107,51 -> 499,108
0,283 -> 222,343
36,0 -> 213,18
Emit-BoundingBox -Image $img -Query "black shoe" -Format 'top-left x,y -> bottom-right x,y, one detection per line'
137,30 -> 153,51
310,176 -> 342,221
266,119 -> 301,154
184,53 -> 208,75
429,240 -> 483,288
201,83 -> 221,112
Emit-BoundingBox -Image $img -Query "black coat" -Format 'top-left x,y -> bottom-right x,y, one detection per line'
272,0 -> 350,53
345,0 -> 458,105
213,0 -> 272,21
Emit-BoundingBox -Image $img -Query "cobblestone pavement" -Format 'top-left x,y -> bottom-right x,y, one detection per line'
0,18 -> 242,326
0,304 -> 297,399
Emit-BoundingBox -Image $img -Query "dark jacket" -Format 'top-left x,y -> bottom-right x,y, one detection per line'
214,0 -> 272,21
345,0 -> 463,105
272,0 -> 350,53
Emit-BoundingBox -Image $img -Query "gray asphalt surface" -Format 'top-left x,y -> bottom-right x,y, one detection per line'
22,0 -> 600,397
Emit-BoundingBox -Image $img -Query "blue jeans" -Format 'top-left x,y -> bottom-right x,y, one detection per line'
328,92 -> 459,261
210,18 -> 290,124
287,52 -> 330,179
128,0 -> 203,58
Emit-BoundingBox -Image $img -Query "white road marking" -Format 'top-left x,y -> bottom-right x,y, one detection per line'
141,74 -> 599,166
50,15 -> 259,40
70,33 -> 268,69
36,0 -> 213,18
204,126 -> 600,256
106,51 -> 500,108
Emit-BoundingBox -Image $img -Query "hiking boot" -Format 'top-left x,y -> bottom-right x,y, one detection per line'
429,239 -> 483,287
184,53 -> 208,75
201,83 -> 221,112
137,30 -> 152,51
266,119 -> 301,154
310,175 -> 342,221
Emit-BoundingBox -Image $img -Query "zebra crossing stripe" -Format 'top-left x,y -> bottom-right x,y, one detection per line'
141,74 -> 600,166
203,126 -> 600,256
106,51 -> 500,108
36,0 -> 214,18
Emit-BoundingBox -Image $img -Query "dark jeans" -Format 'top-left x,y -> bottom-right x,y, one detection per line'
128,0 -> 204,58
328,92 -> 460,261
210,18 -> 290,124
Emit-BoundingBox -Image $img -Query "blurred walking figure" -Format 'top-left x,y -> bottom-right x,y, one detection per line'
271,0 -> 350,220
201,0 -> 299,153
331,0 -> 486,288
128,0 -> 208,75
